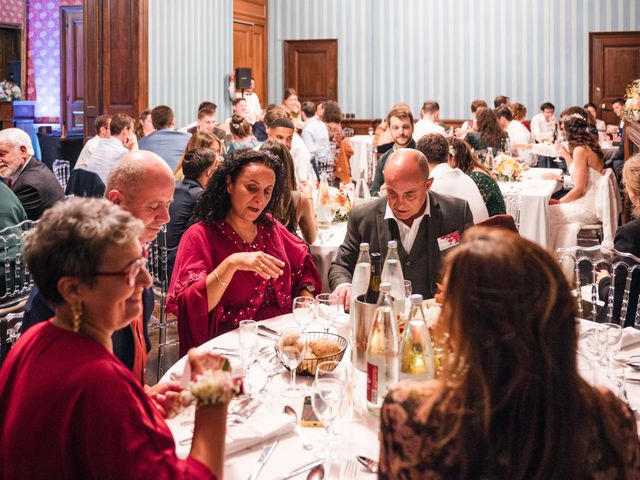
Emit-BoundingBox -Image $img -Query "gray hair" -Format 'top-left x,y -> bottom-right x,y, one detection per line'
0,128 -> 35,156
24,197 -> 143,306
105,150 -> 172,197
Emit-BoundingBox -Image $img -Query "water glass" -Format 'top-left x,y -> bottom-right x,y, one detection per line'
602,322 -> 623,376
312,360 -> 346,459
257,340 -> 281,402
292,296 -> 316,333
580,326 -> 607,385
239,320 -> 258,371
315,293 -> 339,332
277,327 -> 306,399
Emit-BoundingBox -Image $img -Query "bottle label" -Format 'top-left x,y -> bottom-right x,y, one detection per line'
366,362 -> 378,403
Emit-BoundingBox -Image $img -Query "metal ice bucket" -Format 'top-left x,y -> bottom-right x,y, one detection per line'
351,294 -> 378,371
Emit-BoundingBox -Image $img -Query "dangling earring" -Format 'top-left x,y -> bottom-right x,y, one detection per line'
71,302 -> 83,332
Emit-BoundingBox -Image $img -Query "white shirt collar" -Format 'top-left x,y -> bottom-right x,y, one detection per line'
11,156 -> 32,184
383,197 -> 430,223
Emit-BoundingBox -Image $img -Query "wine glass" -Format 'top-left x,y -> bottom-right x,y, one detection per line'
277,327 -> 305,399
257,340 -> 281,403
292,296 -> 315,333
580,326 -> 606,385
602,322 -> 623,377
315,293 -> 339,333
312,360 -> 346,459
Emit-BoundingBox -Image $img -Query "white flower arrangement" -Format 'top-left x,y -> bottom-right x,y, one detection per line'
175,359 -> 243,410
494,154 -> 523,182
624,79 -> 640,122
0,80 -> 21,102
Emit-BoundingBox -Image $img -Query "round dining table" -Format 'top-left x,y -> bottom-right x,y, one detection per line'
162,313 -> 379,479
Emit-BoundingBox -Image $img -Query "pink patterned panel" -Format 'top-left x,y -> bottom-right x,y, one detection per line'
0,0 -> 23,25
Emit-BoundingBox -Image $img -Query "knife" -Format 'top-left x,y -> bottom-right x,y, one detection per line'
258,324 -> 280,336
248,440 -> 279,480
272,459 -> 325,480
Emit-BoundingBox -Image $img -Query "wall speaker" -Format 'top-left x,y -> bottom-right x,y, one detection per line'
235,68 -> 252,90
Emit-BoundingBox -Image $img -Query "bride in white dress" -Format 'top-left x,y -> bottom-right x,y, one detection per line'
548,113 -> 604,251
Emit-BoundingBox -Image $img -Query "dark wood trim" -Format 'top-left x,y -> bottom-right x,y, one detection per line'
623,120 -> 640,223
0,21 -> 25,100
60,5 -> 83,137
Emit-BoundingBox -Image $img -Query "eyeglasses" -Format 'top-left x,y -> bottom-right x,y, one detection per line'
95,249 -> 148,287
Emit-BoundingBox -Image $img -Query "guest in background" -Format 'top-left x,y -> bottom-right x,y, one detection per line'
138,105 -> 191,171
134,109 -> 154,139
0,128 -> 64,221
315,101 -> 326,121
167,149 -> 321,354
530,102 -> 558,143
260,140 -> 317,244
227,114 -> 260,154
221,98 -> 248,138
464,107 -> 508,152
509,102 -> 530,130
301,100 -> 331,176
448,137 -> 506,217
584,102 -> 607,137
184,104 -> 226,142
457,99 -> 487,134
548,113 -> 604,251
493,95 -> 510,108
598,154 -> 640,328
86,113 -> 136,183
174,131 -> 222,181
418,133 -> 489,223
75,114 -> 112,170
282,88 -> 303,131
0,198 -> 228,479
413,100 -> 445,142
0,183 -> 28,298
495,106 -> 534,166
370,103 -> 416,195
264,107 -> 315,185
228,72 -> 262,125
167,148 -> 218,281
380,227 -> 639,478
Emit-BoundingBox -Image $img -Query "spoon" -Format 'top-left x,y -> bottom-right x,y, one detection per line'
283,405 -> 314,450
356,455 -> 379,473
306,463 -> 324,480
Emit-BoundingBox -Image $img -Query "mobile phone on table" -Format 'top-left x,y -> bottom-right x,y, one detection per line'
300,395 -> 323,427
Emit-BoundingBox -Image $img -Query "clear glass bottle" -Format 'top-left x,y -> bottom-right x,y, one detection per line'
485,147 -> 495,172
364,252 -> 382,304
353,168 -> 371,206
399,294 -> 435,381
381,240 -> 405,321
350,243 -> 371,324
366,283 -> 399,415
316,171 -> 332,228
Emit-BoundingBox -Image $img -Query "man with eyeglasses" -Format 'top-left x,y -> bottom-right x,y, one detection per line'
22,151 -> 175,384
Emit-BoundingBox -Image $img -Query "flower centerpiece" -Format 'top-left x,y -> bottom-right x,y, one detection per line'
623,79 -> 640,122
0,80 -> 21,102
493,154 -> 523,182
331,182 -> 352,222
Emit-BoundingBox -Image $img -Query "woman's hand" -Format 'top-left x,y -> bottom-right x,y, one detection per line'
145,381 -> 183,418
230,251 -> 285,280
549,198 -> 560,205
188,349 -> 228,378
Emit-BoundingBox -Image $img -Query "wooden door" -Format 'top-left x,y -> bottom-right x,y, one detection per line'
590,32 -> 640,125
0,26 -> 20,87
60,6 -> 84,137
284,40 -> 338,103
233,21 -> 266,104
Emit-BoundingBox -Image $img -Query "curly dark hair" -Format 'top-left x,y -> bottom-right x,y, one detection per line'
563,114 -> 602,158
193,149 -> 284,225
476,107 -> 508,150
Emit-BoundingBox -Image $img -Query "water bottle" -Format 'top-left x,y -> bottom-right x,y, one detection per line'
350,243 -> 371,325
381,240 -> 405,321
353,168 -> 371,206
398,294 -> 435,381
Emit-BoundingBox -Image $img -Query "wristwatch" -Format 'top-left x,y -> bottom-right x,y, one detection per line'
299,283 -> 316,295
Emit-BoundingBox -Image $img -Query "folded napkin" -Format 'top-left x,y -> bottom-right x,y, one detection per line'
622,327 -> 640,349
168,404 -> 295,459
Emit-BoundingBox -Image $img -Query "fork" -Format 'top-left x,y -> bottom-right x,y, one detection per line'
342,459 -> 358,480
328,463 -> 341,480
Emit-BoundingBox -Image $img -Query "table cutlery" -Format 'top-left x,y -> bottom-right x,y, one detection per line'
343,459 -> 358,480
248,440 -> 279,480
283,405 -> 314,450
272,459 -> 325,480
258,324 -> 280,336
328,463 -> 340,480
356,455 -> 379,473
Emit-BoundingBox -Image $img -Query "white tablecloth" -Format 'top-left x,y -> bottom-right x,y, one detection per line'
310,222 -> 348,293
162,314 -> 378,479
349,136 -> 372,180
499,168 -> 562,248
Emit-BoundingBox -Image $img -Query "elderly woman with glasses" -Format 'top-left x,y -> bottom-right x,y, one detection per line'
0,198 -> 229,480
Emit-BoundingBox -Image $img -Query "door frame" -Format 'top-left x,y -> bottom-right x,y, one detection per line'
283,39 -> 338,103
60,5 -> 83,138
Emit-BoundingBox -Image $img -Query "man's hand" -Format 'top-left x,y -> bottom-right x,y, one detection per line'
333,284 -> 352,312
596,269 -> 611,283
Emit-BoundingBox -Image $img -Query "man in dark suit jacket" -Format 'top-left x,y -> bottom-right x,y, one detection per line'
166,148 -> 216,281
0,128 -> 64,220
329,148 -> 473,309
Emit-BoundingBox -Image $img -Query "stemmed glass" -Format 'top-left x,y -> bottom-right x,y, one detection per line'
311,360 -> 346,459
257,339 -> 281,403
580,326 -> 607,385
277,327 -> 306,399
602,322 -> 623,377
292,296 -> 316,333
315,293 -> 339,333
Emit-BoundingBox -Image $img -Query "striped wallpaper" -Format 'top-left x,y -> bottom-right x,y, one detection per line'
268,0 -> 639,119
148,0 -> 233,127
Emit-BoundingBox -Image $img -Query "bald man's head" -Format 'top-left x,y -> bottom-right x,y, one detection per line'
106,150 -> 175,243
383,148 -> 432,226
